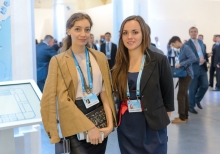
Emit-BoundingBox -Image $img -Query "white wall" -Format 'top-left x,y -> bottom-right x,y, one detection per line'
148,0 -> 220,54
83,4 -> 114,42
34,8 -> 53,42
34,4 -> 113,43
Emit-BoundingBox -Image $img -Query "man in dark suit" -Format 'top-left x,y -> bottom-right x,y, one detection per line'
36,35 -> 57,92
185,27 -> 212,114
214,35 -> 220,90
209,35 -> 218,88
100,32 -> 117,70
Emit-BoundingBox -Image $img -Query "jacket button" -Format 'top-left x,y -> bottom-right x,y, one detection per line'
142,95 -> 144,98
144,108 -> 147,111
67,98 -> 70,101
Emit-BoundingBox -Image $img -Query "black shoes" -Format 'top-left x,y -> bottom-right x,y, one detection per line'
197,102 -> 203,109
189,108 -> 198,114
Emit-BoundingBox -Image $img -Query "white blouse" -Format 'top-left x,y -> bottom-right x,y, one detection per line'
74,52 -> 105,99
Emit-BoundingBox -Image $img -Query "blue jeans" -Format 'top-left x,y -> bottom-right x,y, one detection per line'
189,67 -> 208,110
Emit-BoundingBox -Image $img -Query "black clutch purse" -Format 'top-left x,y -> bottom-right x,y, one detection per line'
85,105 -> 107,128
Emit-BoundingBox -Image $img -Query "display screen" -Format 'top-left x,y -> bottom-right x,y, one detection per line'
0,83 -> 41,124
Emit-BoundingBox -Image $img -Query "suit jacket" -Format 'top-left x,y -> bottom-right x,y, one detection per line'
36,42 -> 57,82
211,43 -> 218,67
185,39 -> 208,75
214,45 -> 220,67
93,44 -> 98,50
140,50 -> 174,130
40,48 -> 117,144
179,44 -> 197,78
100,42 -> 117,69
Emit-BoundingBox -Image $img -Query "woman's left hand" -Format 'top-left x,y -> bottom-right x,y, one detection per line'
99,126 -> 113,138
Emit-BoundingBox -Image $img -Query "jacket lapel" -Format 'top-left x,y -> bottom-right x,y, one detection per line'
65,48 -> 78,94
140,51 -> 156,93
189,40 -> 199,57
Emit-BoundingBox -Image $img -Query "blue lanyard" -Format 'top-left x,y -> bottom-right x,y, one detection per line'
72,48 -> 93,93
127,55 -> 146,99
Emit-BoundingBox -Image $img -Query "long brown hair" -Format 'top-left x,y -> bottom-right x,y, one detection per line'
112,15 -> 151,101
60,13 -> 93,52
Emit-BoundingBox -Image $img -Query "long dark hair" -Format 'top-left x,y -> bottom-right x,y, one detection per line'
112,15 -> 151,101
60,13 -> 93,52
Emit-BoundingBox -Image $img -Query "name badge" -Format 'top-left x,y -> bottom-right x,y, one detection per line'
82,93 -> 99,109
127,100 -> 142,113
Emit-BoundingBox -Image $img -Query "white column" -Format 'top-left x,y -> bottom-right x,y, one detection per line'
11,0 -> 36,81
112,0 -> 149,45
53,0 -> 78,43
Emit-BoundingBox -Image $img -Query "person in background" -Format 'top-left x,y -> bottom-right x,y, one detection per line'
214,35 -> 220,90
52,39 -> 60,51
112,15 -> 174,154
154,36 -> 161,49
169,36 -> 197,123
36,35 -> 57,92
100,32 -> 117,70
198,34 -> 206,52
185,27 -> 212,114
87,34 -> 98,50
167,44 -> 177,66
209,35 -> 218,88
95,40 -> 100,51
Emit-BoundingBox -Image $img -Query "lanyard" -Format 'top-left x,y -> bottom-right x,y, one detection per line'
72,48 -> 93,94
127,55 -> 146,99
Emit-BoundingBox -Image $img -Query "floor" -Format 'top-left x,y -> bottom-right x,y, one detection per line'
41,79 -> 220,154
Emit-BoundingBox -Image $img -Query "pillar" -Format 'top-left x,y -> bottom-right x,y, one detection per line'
112,0 -> 149,45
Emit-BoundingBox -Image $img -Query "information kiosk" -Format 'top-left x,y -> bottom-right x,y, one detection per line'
0,80 -> 42,154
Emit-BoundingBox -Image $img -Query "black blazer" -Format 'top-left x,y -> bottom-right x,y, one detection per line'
140,50 -> 174,130
92,44 -> 97,50
214,45 -> 220,67
100,42 -> 117,69
211,43 -> 218,67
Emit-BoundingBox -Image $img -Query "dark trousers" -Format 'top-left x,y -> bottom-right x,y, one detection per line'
177,76 -> 192,120
216,67 -> 220,88
189,67 -> 209,110
209,66 -> 215,87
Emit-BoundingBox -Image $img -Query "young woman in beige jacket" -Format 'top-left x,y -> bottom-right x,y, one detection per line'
40,13 -> 117,154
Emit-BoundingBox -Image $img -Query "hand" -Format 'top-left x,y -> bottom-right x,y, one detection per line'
87,127 -> 102,145
200,58 -> 206,63
175,64 -> 181,69
207,53 -> 213,57
217,64 -> 220,68
99,126 -> 113,138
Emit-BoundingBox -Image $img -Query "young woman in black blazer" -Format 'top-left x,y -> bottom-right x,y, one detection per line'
112,15 -> 174,154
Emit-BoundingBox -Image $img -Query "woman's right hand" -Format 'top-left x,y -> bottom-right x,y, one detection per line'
87,127 -> 102,145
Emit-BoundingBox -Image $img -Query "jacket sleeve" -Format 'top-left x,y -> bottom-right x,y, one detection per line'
40,56 -> 60,144
159,56 -> 174,112
180,46 -> 197,67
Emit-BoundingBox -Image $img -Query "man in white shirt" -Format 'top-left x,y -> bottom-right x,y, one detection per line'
100,32 -> 117,69
155,36 -> 161,49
